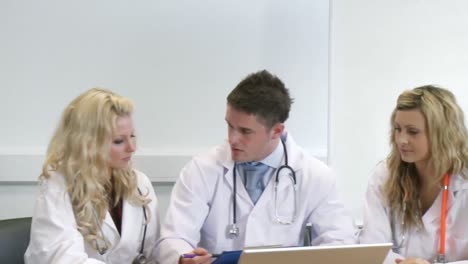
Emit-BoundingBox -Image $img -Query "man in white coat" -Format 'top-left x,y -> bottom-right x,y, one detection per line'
156,70 -> 356,264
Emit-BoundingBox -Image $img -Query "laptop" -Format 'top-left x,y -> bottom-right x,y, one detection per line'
237,243 -> 392,264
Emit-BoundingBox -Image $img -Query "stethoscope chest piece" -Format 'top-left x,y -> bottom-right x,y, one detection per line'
228,223 -> 239,238
96,245 -> 108,255
132,253 -> 147,264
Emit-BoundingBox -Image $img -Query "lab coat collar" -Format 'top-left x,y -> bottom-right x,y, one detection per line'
219,132 -> 304,172
237,140 -> 284,169
281,133 -> 304,172
219,132 -> 304,204
422,172 -> 468,225
451,170 -> 468,193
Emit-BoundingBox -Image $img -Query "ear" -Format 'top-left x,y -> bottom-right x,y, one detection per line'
270,123 -> 285,140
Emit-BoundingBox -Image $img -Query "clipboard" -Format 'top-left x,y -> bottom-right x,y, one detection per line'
211,250 -> 242,264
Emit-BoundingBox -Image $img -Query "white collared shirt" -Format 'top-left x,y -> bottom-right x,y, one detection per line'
237,139 -> 285,195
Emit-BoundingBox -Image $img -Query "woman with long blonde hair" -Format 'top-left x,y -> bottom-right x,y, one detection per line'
25,88 -> 160,263
359,85 -> 468,264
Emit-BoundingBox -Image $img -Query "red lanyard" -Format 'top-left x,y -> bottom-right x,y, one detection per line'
438,173 -> 450,259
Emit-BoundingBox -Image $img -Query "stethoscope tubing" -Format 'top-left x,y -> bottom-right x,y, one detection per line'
437,173 -> 450,262
392,173 -> 450,263
231,139 -> 296,231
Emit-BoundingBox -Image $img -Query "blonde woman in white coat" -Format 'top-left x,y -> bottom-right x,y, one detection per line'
359,86 -> 468,264
25,88 -> 160,264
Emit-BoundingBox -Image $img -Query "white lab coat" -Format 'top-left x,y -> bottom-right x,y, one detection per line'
155,134 -> 356,264
359,162 -> 468,264
25,170 -> 161,264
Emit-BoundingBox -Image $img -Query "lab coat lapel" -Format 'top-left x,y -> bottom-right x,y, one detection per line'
224,165 -> 255,205
120,198 -> 145,249
220,141 -> 235,191
421,192 -> 442,225
422,173 -> 466,225
220,141 -> 260,205
102,211 -> 120,249
281,134 -> 303,183
446,173 -> 468,213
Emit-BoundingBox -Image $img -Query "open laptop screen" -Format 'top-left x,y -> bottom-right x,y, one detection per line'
238,243 -> 392,264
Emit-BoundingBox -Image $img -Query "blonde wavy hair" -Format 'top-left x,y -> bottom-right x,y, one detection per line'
385,85 -> 468,229
41,88 -> 150,249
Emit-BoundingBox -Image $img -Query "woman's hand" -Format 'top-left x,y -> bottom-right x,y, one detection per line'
395,258 -> 431,264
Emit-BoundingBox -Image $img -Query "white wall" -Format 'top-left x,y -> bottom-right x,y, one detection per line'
7,0 -> 468,224
0,0 -> 329,219
330,0 -> 468,222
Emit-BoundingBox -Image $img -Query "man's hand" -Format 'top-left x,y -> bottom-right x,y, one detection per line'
179,247 -> 212,264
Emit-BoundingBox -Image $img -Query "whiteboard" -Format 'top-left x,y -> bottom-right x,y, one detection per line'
1,0 -> 330,159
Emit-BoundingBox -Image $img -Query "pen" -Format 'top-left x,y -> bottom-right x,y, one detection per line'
181,253 -> 221,258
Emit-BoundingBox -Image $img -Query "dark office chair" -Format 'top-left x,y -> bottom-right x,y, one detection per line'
0,217 -> 32,264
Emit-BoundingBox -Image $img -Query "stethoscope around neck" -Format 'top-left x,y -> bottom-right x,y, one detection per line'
392,173 -> 450,263
93,187 -> 148,264
228,138 -> 297,238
